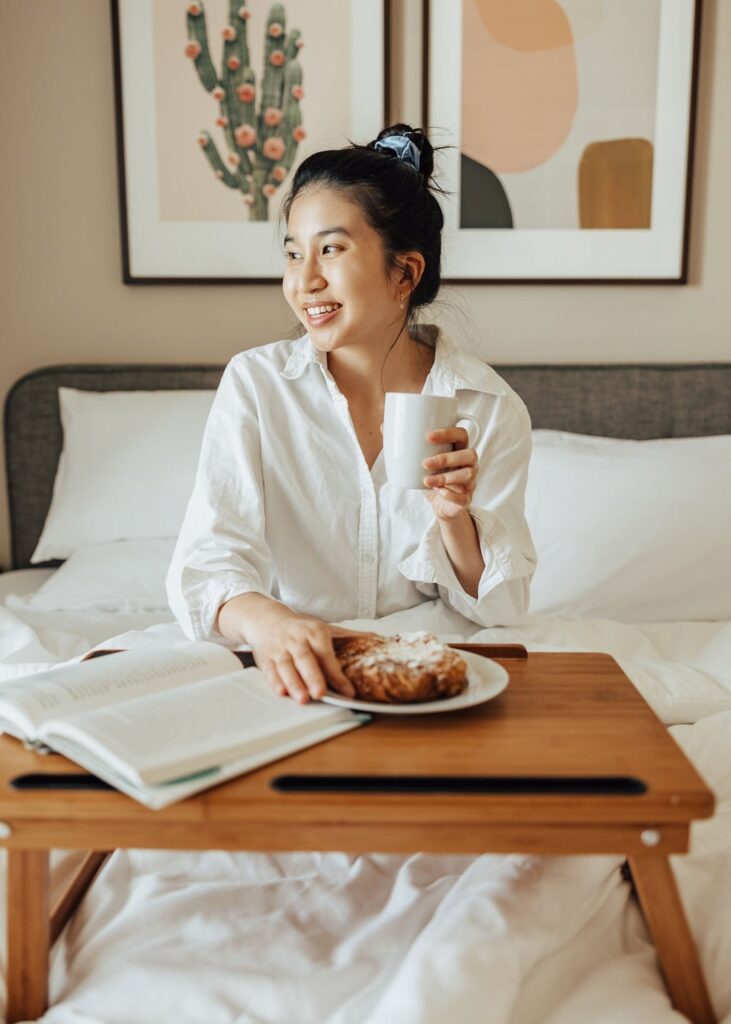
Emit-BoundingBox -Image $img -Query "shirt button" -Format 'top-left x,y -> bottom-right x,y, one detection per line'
363,552 -> 375,564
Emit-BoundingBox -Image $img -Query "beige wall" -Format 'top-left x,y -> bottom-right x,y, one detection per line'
0,0 -> 729,568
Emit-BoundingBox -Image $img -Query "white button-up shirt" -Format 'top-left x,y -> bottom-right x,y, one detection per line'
166,328 -> 536,640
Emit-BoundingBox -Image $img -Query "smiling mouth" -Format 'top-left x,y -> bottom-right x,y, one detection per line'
304,304 -> 342,324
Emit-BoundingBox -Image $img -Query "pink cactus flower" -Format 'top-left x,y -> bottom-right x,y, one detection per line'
222,26 -> 236,41
215,170 -> 224,179
227,56 -> 241,71
263,107 -> 283,127
184,41 -> 201,59
238,6 -> 251,20
292,125 -> 306,142
272,165 -> 287,182
234,124 -> 257,147
263,183 -> 278,199
212,86 -> 225,101
295,38 -> 304,49
242,194 -> 255,206
269,23 -> 284,37
187,3 -> 202,16
269,50 -> 285,66
263,137 -> 286,161
197,134 -> 208,147
227,153 -> 241,167
291,84 -> 304,100
237,83 -> 255,102
215,116 -> 229,128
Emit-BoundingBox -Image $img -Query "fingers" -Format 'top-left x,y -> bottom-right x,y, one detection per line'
427,427 -> 470,449
274,653 -> 312,703
270,641 -> 356,703
267,664 -> 288,699
309,634 -> 356,697
258,621 -> 370,702
423,466 -> 476,489
427,487 -> 472,509
295,643 -> 337,702
423,447 -> 478,472
423,444 -> 477,494
423,465 -> 476,493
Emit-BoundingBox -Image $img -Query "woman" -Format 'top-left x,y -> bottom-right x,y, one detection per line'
166,124 -> 536,703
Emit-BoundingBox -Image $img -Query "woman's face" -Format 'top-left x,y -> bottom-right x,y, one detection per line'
282,186 -> 404,354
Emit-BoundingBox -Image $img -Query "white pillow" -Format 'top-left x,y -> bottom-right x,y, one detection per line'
525,431 -> 731,622
18,539 -> 175,612
32,388 -> 214,562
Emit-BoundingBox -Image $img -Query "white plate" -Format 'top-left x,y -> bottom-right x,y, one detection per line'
320,650 -> 509,715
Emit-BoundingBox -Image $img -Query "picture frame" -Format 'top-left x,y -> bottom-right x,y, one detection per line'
112,0 -> 390,283
424,0 -> 703,283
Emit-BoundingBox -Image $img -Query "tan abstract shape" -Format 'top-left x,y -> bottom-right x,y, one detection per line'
473,0 -> 572,52
578,138 -> 654,228
462,0 -> 578,173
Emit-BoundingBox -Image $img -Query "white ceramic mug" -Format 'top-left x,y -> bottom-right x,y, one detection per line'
383,393 -> 480,489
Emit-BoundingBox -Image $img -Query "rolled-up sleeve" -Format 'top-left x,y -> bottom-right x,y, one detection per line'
397,396 -> 537,627
166,357 -> 273,640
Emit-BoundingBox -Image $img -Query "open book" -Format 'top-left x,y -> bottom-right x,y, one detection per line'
0,642 -> 368,810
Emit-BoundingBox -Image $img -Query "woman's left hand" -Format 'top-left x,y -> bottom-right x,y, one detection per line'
422,427 -> 479,520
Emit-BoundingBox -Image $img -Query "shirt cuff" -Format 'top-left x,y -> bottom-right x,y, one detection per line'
397,509 -> 535,615
469,508 -> 536,599
175,572 -> 269,642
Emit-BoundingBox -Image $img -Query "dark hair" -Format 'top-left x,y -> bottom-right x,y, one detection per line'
281,124 -> 445,313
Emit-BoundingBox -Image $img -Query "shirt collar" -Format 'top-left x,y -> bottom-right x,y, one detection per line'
280,326 -> 508,397
280,333 -> 326,380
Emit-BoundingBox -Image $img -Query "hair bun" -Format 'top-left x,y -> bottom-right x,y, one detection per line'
371,123 -> 435,180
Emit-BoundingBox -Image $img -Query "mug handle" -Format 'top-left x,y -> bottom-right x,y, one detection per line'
455,412 -> 480,449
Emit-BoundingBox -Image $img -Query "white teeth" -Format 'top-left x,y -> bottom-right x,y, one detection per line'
306,304 -> 340,316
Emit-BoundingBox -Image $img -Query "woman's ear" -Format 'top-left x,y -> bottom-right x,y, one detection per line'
396,251 -> 426,296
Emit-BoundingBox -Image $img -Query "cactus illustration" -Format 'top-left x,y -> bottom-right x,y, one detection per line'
184,2 -> 306,221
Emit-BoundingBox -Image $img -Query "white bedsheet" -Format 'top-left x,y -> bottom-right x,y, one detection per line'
1,571 -> 730,1024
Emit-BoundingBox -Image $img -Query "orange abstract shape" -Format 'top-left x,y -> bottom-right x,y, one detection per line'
578,139 -> 654,228
461,0 -> 578,173
473,0 -> 572,52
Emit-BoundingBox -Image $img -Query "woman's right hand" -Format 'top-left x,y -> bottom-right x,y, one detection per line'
217,593 -> 373,703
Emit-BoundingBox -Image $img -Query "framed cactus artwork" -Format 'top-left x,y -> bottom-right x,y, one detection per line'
425,0 -> 702,282
112,0 -> 389,282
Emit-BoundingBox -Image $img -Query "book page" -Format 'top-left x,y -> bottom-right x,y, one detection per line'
43,669 -> 355,786
0,642 -> 240,733
46,715 -> 366,810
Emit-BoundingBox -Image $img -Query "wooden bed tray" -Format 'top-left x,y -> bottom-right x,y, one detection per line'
0,650 -> 717,1023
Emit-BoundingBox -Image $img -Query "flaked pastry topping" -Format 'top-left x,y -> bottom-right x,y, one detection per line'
359,631 -> 449,668
335,631 -> 468,704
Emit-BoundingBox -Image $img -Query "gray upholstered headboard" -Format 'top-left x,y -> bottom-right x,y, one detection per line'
4,362 -> 731,570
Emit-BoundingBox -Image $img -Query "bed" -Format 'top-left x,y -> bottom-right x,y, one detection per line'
1,360 -> 730,1024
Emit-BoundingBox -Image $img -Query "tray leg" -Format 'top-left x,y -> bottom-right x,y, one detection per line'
628,854 -> 716,1024
6,848 -> 50,1024
50,850 -> 111,944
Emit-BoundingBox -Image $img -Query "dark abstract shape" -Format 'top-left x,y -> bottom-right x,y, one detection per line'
460,154 -> 514,229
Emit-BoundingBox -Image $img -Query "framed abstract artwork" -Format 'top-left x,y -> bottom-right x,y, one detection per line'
424,0 -> 702,282
112,0 -> 390,282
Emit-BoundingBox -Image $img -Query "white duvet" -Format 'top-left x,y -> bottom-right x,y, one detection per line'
1,572 -> 730,1024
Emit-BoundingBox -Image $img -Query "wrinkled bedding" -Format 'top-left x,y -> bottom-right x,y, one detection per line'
1,571 -> 730,1024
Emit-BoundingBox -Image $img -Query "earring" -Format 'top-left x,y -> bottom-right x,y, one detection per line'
399,294 -> 405,310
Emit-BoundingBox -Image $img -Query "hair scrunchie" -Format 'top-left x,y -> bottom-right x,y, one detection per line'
373,134 -> 421,172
